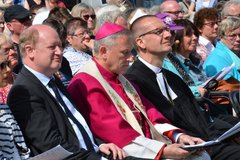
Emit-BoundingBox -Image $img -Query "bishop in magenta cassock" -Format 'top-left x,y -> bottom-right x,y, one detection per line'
68,22 -> 208,159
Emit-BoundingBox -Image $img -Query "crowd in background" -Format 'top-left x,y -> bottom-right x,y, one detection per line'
0,0 -> 240,159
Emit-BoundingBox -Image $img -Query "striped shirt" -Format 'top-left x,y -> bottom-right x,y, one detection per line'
0,104 -> 30,159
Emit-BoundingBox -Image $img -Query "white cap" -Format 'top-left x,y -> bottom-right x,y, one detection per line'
129,9 -> 148,25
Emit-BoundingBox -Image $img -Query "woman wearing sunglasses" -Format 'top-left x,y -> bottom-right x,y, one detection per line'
0,53 -> 31,159
0,33 -> 18,104
71,3 -> 96,36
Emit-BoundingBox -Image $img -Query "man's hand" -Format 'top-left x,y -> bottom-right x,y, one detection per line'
83,39 -> 94,49
162,143 -> 193,159
178,134 -> 204,145
100,143 -> 126,160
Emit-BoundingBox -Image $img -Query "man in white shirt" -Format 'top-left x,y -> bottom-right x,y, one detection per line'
7,24 -> 131,160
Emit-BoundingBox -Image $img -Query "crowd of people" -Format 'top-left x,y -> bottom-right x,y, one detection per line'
0,0 -> 239,159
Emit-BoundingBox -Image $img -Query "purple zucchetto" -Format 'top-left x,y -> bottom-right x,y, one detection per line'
95,22 -> 126,40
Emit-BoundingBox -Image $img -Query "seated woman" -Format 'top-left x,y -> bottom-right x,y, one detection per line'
163,19 -> 208,97
0,54 -> 30,159
203,16 -> 240,83
0,33 -> 18,104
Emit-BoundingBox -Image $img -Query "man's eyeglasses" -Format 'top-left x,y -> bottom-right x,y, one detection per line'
203,21 -> 220,27
225,33 -> 240,40
82,14 -> 96,21
139,27 -> 170,37
72,31 -> 91,38
0,60 -> 11,70
164,11 -> 184,16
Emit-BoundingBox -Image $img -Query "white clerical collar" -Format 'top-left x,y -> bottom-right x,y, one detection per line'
24,64 -> 52,87
138,57 -> 161,74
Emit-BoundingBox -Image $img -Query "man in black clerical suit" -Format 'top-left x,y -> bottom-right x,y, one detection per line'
7,24 -> 141,160
126,15 -> 240,160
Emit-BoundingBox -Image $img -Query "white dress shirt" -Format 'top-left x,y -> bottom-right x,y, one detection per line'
138,57 -> 177,101
24,65 -> 101,153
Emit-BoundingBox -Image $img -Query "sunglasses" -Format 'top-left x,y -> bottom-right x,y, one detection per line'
82,14 -> 96,21
0,60 -> 11,70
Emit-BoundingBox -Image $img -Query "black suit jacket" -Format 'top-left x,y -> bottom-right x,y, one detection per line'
126,59 -> 216,140
7,66 -> 101,159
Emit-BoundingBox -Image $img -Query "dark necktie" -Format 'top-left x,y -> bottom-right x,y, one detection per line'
48,79 -> 95,151
161,70 -> 174,104
102,0 -> 106,3
184,59 -> 201,74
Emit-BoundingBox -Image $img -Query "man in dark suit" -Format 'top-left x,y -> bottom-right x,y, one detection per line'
126,15 -> 240,160
7,24 -> 129,160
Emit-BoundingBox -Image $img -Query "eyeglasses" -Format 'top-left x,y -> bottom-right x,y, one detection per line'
72,30 -> 91,38
0,60 -> 11,70
139,27 -> 170,37
164,11 -> 184,16
1,45 -> 17,55
203,21 -> 220,27
226,14 -> 240,17
82,14 -> 96,21
225,33 -> 240,40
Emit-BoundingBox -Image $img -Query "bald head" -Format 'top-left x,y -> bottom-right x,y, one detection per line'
19,25 -> 59,58
19,24 -> 62,77
131,15 -> 163,39
221,0 -> 240,19
159,0 -> 183,20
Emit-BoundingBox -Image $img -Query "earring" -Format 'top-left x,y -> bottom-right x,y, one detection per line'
175,40 -> 180,44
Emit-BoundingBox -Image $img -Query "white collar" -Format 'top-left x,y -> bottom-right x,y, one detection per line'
199,36 -> 213,46
24,65 -> 52,87
138,57 -> 161,74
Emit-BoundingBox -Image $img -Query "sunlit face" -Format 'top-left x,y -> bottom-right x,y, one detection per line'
138,17 -> 172,56
162,2 -> 183,20
81,10 -> 96,30
0,55 -> 11,88
199,19 -> 219,42
0,40 -> 18,69
104,35 -> 133,74
221,27 -> 240,53
180,29 -> 198,57
67,27 -> 91,52
31,27 -> 63,77
7,17 -> 32,35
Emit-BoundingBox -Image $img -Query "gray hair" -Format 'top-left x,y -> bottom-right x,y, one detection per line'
96,5 -> 120,18
218,16 -> 240,38
96,10 -> 123,31
93,29 -> 132,56
221,0 -> 240,19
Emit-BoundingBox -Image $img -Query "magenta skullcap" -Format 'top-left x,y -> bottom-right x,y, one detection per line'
155,13 -> 184,30
95,22 -> 126,40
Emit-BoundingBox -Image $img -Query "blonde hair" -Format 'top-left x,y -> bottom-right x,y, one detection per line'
71,3 -> 94,18
0,33 -> 11,50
